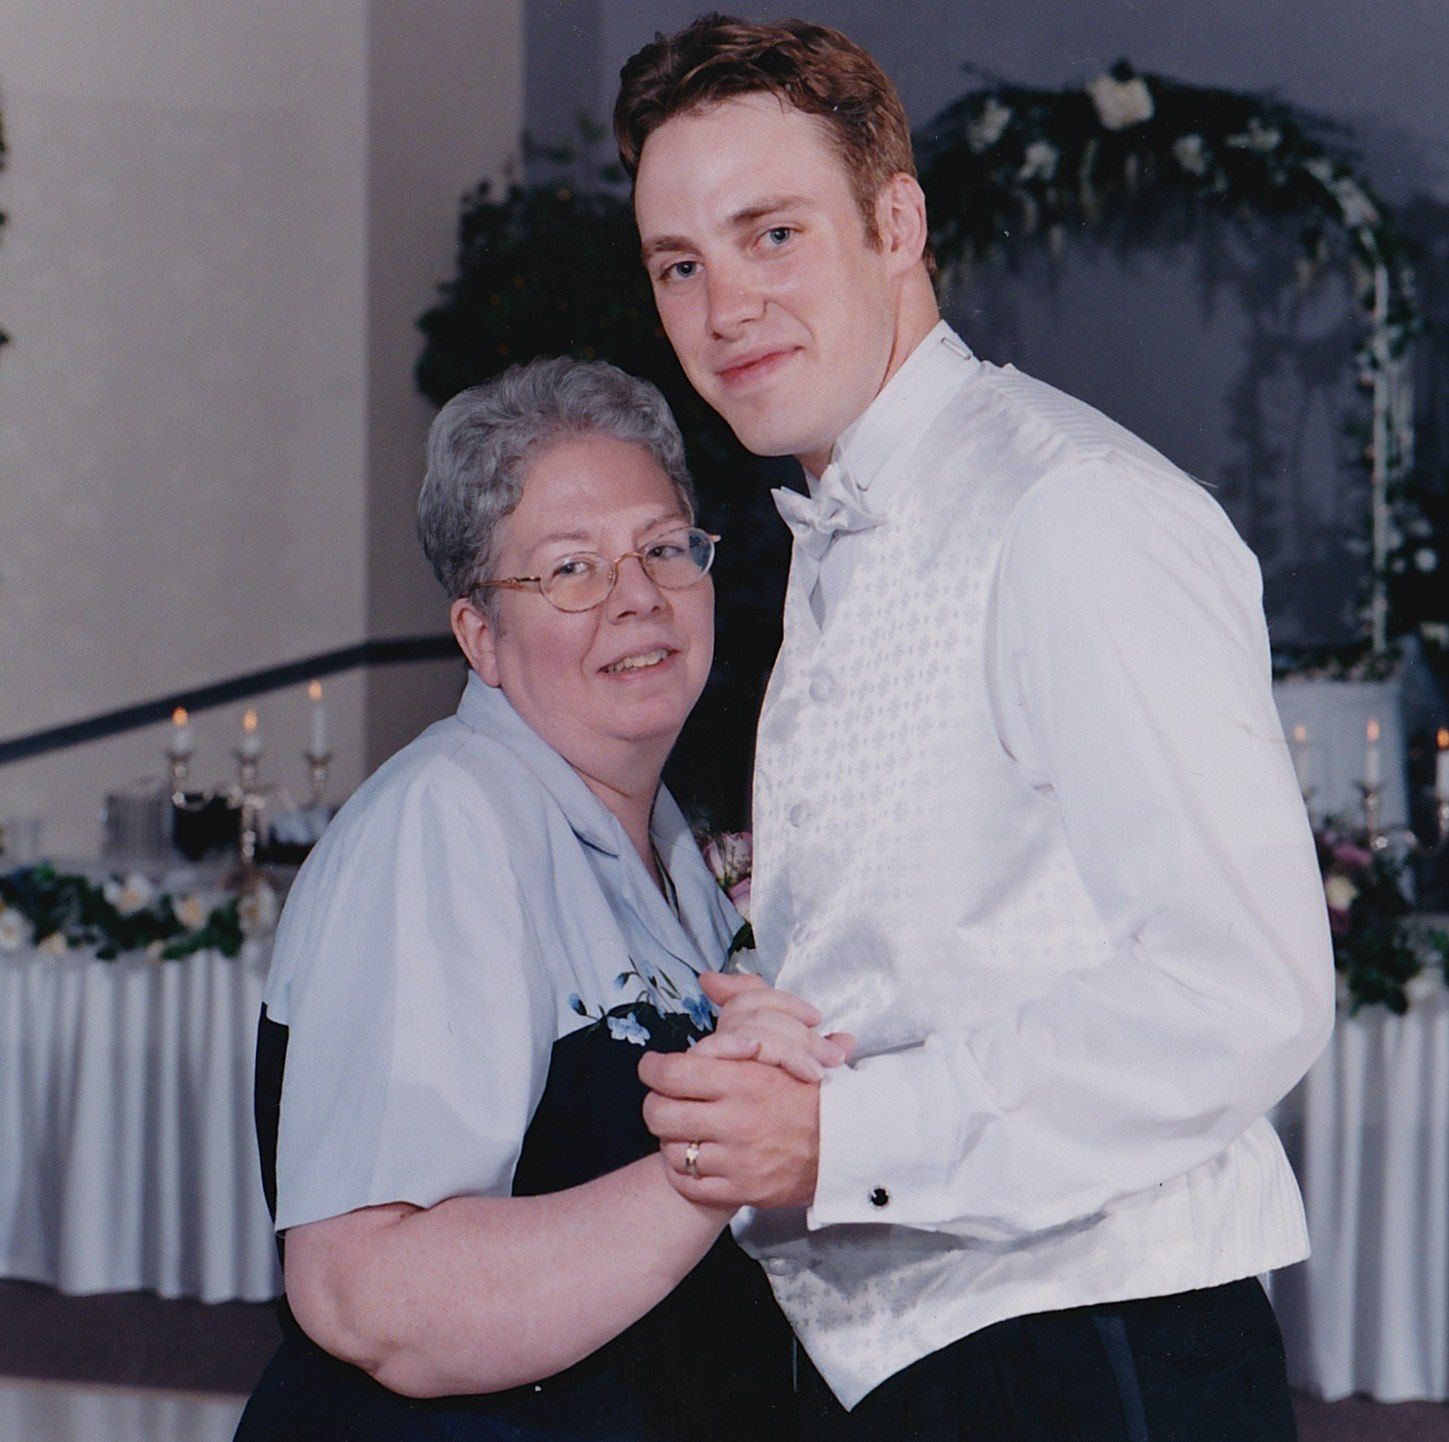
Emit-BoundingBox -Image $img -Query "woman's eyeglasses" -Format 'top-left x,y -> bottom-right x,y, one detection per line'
474,528 -> 720,613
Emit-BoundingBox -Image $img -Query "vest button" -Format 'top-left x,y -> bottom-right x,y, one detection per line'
789,802 -> 813,828
809,673 -> 837,703
868,1186 -> 891,1209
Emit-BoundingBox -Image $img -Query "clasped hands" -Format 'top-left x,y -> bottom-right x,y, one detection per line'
638,971 -> 854,1210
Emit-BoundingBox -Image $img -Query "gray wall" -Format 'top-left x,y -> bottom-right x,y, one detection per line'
0,2 -> 522,855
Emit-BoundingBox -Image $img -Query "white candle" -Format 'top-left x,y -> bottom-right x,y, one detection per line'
1437,728 -> 1449,800
1365,717 -> 1381,788
240,708 -> 262,759
308,679 -> 328,757
168,706 -> 194,759
1290,724 -> 1310,794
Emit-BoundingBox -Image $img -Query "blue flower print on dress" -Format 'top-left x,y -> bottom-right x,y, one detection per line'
567,957 -> 718,1051
683,991 -> 716,1031
606,1012 -> 652,1046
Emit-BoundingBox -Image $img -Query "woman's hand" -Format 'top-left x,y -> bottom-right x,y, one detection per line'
689,971 -> 855,1082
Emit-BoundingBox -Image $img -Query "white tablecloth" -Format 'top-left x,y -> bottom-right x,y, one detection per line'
1272,978 -> 1449,1402
0,938 -> 282,1302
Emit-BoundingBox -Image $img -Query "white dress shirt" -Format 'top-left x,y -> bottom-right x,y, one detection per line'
264,672 -> 737,1232
734,322 -> 1335,1407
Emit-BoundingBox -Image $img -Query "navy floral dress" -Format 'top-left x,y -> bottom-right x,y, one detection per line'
236,995 -> 794,1441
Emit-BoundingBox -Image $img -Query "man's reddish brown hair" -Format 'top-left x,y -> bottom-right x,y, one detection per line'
614,13 -> 924,258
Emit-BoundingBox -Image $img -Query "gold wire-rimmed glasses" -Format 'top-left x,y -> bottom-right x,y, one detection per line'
474,527 -> 721,613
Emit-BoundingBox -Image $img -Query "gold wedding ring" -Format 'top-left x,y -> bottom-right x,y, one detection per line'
684,1140 -> 702,1179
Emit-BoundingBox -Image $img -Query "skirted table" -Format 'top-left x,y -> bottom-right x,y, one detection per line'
1272,975 -> 1449,1402
3,916 -> 1447,1400
0,936 -> 281,1302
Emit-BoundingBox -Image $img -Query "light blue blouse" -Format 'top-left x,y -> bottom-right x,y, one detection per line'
263,671 -> 738,1232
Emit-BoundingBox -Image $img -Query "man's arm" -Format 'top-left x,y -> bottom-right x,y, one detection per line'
805,462 -> 1334,1235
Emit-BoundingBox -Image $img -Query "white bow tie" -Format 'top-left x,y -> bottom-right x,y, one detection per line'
771,465 -> 885,562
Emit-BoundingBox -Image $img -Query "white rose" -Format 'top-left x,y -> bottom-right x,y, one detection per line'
0,907 -> 33,953
238,880 -> 279,937
39,932 -> 69,957
1324,875 -> 1359,912
1086,72 -> 1154,131
1172,134 -> 1209,176
967,97 -> 1012,152
1226,118 -> 1281,153
1018,140 -> 1059,182
1333,178 -> 1379,229
104,871 -> 157,917
1414,547 -> 1437,573
174,894 -> 208,931
145,940 -> 166,962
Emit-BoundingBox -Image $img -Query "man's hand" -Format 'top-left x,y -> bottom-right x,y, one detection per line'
639,1049 -> 821,1208
692,971 -> 855,1081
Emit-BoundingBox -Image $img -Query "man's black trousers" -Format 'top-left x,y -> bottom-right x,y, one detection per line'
790,1277 -> 1296,1441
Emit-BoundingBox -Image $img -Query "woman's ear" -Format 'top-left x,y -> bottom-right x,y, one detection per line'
450,597 -> 502,687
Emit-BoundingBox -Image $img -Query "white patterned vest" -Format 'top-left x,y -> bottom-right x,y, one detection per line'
736,336 -> 1310,1406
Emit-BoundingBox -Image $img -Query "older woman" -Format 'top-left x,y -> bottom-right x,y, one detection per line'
233,359 -> 827,1440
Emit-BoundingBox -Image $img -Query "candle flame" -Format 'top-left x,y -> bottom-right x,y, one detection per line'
1438,728 -> 1449,751
1367,718 -> 1381,743
308,680 -> 323,702
172,707 -> 188,727
1292,724 -> 1307,743
243,709 -> 258,733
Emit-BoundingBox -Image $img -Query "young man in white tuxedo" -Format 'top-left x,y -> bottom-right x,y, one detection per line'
617,17 -> 1333,1439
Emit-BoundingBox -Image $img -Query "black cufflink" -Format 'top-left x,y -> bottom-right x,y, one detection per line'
869,1186 -> 890,1209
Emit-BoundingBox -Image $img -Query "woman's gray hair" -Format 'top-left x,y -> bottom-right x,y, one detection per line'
417,357 -> 697,611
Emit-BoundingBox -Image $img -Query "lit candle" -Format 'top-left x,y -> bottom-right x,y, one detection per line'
168,706 -> 194,759
240,708 -> 262,759
308,679 -> 328,757
1365,717 -> 1381,788
1290,723 -> 1310,794
1437,728 -> 1449,801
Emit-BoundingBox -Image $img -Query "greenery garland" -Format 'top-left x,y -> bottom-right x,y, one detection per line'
0,864 -> 278,962
915,62 -> 1432,671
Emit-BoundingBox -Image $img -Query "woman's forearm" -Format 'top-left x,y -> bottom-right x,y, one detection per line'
284,1152 -> 730,1397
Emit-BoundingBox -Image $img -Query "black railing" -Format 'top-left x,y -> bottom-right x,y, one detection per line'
0,635 -> 460,767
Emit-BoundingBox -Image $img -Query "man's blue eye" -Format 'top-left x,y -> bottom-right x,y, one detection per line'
667,260 -> 698,280
765,227 -> 792,245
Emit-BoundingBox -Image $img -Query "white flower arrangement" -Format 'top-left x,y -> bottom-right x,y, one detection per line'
967,97 -> 1012,152
103,871 -> 157,916
0,906 -> 32,953
237,880 -> 279,937
1085,70 -> 1154,131
1331,178 -> 1379,230
1018,140 -> 1059,183
1226,118 -> 1282,153
1172,134 -> 1209,176
0,863 -> 268,961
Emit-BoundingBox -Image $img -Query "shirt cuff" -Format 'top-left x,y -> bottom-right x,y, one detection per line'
807,1039 -> 968,1229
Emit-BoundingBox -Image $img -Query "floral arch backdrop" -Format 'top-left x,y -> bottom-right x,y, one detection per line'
414,65 -> 1447,834
916,63 -> 1429,675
